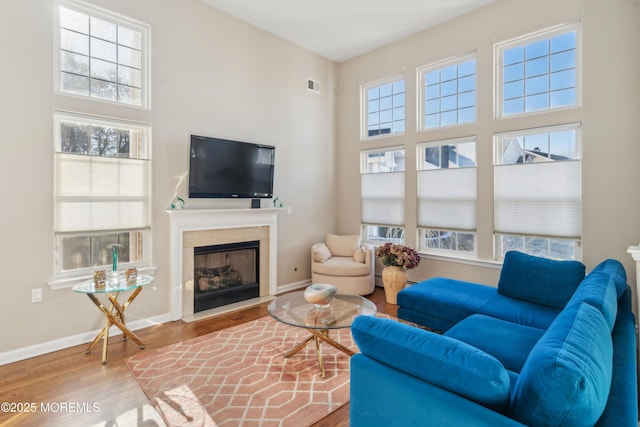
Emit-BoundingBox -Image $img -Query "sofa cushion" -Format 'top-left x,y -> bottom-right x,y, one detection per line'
352,316 -> 510,410
591,258 -> 627,298
398,277 -> 560,331
566,271 -> 617,331
312,256 -> 371,277
497,251 -> 586,309
311,243 -> 332,263
445,314 -> 545,373
510,303 -> 613,427
326,234 -> 361,257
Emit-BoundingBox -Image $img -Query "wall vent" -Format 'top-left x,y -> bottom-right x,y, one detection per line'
307,78 -> 320,94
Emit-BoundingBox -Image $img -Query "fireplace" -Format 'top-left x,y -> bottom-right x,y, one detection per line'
167,208 -> 279,321
194,240 -> 260,312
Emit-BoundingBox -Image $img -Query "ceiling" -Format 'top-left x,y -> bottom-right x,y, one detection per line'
200,0 -> 496,63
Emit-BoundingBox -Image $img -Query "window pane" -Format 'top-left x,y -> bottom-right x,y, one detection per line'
499,26 -> 578,117
421,57 -> 476,129
57,3 -> 147,107
364,79 -> 405,138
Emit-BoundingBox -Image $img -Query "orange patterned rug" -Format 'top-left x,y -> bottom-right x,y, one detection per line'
126,315 -> 356,426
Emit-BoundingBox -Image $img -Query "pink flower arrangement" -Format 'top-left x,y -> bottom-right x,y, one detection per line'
375,242 -> 421,270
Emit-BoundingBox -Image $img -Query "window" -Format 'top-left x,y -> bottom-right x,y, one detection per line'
494,123 -> 581,260
362,78 -> 405,139
54,111 -> 151,277
496,23 -> 580,117
360,148 -> 405,243
417,138 -> 477,254
419,55 -> 476,129
55,0 -> 150,108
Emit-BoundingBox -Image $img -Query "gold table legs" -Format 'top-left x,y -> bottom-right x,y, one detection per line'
84,287 -> 145,364
283,329 -> 354,378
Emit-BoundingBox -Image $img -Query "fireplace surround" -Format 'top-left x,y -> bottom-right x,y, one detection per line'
167,208 -> 279,321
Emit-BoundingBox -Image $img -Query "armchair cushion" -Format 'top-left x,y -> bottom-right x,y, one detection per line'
312,243 -> 332,263
326,234 -> 361,257
354,247 -> 366,263
352,316 -> 510,411
313,256 -> 372,276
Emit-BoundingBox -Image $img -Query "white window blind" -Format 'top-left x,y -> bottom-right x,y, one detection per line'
361,172 -> 405,226
55,154 -> 150,233
417,167 -> 476,230
54,111 -> 150,235
494,160 -> 581,237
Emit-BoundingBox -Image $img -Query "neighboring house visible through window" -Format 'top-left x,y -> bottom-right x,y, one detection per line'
362,77 -> 405,139
54,112 -> 151,277
360,148 -> 405,244
494,124 -> 581,260
419,55 -> 476,129
55,0 -> 150,108
417,138 -> 477,254
496,23 -> 579,118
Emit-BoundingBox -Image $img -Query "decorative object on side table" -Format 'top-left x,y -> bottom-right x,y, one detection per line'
376,242 -> 421,304
126,268 -> 138,284
304,283 -> 337,308
93,270 -> 107,289
107,244 -> 123,285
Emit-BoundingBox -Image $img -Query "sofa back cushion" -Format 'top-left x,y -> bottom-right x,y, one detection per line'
566,271 -> 617,331
510,303 -> 613,427
497,251 -> 585,309
326,234 -> 361,257
352,316 -> 510,411
591,258 -> 627,298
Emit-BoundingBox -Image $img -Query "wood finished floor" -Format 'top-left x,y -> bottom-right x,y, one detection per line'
0,287 -> 397,427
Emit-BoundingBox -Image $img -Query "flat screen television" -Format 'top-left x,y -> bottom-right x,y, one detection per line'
189,135 -> 275,199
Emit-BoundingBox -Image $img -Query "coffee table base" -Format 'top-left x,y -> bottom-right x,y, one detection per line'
284,329 -> 354,378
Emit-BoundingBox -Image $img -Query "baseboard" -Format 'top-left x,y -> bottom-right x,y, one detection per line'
1,280 -> 312,366
0,313 -> 171,366
276,279 -> 311,294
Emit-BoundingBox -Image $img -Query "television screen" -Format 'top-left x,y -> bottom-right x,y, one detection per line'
189,135 -> 275,198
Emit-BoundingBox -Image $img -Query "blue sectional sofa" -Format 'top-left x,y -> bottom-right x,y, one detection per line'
350,251 -> 637,427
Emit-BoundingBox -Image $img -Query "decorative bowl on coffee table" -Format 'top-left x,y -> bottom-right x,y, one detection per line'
304,283 -> 337,308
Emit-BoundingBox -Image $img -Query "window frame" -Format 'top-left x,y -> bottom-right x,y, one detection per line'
54,0 -> 151,110
417,53 -> 477,131
416,136 -> 478,256
494,22 -> 582,119
361,76 -> 406,141
53,110 -> 152,279
493,122 -> 582,261
360,147 -> 406,244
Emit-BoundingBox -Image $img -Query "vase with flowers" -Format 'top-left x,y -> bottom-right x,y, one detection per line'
375,242 -> 421,304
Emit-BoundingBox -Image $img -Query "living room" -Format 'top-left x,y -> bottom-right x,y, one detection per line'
1,0 -> 639,425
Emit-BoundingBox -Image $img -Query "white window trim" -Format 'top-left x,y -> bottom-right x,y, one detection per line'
360,75 -> 406,141
417,52 -> 477,132
494,21 -> 582,119
53,0 -> 152,110
52,110 -> 153,280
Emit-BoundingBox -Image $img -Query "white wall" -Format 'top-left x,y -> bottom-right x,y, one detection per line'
0,0 -> 337,358
336,0 -> 640,288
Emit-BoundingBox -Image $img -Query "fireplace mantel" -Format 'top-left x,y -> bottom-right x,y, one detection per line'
167,208 -> 280,320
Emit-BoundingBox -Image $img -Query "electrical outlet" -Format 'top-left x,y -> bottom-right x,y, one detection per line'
32,288 -> 43,303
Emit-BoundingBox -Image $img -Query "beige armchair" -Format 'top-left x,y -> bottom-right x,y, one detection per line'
311,234 -> 375,295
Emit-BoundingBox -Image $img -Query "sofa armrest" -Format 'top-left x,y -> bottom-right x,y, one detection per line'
352,316 -> 510,410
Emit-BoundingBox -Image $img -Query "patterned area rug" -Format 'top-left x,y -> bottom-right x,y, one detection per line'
126,315 -> 358,427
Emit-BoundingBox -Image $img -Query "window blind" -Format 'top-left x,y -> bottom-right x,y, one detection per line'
417,167 -> 476,230
54,153 -> 150,233
361,171 -> 404,226
494,160 -> 581,237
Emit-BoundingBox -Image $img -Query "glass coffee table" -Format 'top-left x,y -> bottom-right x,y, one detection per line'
267,291 -> 377,377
